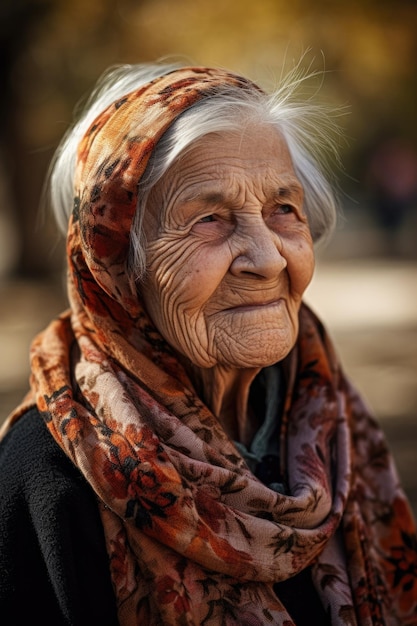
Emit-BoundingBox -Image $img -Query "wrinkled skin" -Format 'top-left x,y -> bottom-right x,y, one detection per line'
141,126 -> 315,442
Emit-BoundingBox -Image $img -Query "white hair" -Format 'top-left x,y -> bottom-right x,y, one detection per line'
47,61 -> 343,281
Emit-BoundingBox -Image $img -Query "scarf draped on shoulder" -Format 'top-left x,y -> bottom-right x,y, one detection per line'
4,67 -> 417,625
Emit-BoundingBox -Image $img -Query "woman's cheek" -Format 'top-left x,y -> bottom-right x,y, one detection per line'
285,232 -> 315,297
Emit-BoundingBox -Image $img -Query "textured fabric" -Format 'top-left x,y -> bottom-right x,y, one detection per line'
0,406 -> 329,626
3,66 -> 417,625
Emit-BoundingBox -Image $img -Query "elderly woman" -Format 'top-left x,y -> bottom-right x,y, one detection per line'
0,63 -> 416,626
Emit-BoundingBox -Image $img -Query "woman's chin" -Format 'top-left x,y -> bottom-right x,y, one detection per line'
211,328 -> 297,370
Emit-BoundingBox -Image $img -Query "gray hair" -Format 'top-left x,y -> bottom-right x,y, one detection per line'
48,62 -> 343,281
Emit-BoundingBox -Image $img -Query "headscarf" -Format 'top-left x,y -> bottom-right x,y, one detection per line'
4,67 -> 417,625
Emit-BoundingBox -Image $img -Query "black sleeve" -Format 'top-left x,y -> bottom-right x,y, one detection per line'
0,408 -> 119,626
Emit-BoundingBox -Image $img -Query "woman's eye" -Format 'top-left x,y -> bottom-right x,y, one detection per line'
276,204 -> 293,215
198,214 -> 215,223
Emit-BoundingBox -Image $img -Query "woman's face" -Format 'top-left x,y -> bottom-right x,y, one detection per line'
141,126 -> 315,369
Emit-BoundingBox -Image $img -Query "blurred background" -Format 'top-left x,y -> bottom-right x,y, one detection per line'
0,0 -> 416,514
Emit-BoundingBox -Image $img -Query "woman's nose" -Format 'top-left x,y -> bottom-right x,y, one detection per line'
229,220 -> 287,279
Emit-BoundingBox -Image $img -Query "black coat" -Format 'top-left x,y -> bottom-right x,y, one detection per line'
0,408 -> 118,626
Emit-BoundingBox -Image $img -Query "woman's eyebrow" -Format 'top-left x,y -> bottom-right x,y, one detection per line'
180,189 -> 228,205
272,183 -> 303,200
179,181 -> 303,205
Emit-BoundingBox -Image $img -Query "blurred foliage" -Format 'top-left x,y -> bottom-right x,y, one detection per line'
0,0 -> 416,275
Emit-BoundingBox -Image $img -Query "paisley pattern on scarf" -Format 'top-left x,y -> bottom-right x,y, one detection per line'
5,67 -> 417,625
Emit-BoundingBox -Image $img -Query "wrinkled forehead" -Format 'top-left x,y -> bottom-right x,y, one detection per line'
148,126 -> 301,215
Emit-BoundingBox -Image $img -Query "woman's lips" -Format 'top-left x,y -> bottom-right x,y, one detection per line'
224,298 -> 284,313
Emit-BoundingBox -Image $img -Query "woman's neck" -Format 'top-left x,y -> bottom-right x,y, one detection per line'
185,362 -> 261,446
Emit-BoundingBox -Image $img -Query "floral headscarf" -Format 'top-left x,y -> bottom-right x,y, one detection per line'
5,67 -> 417,624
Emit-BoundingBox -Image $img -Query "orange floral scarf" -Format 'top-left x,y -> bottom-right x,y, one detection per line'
5,67 -> 417,625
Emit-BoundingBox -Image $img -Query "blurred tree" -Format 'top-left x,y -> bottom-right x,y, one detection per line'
0,0 -> 56,277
